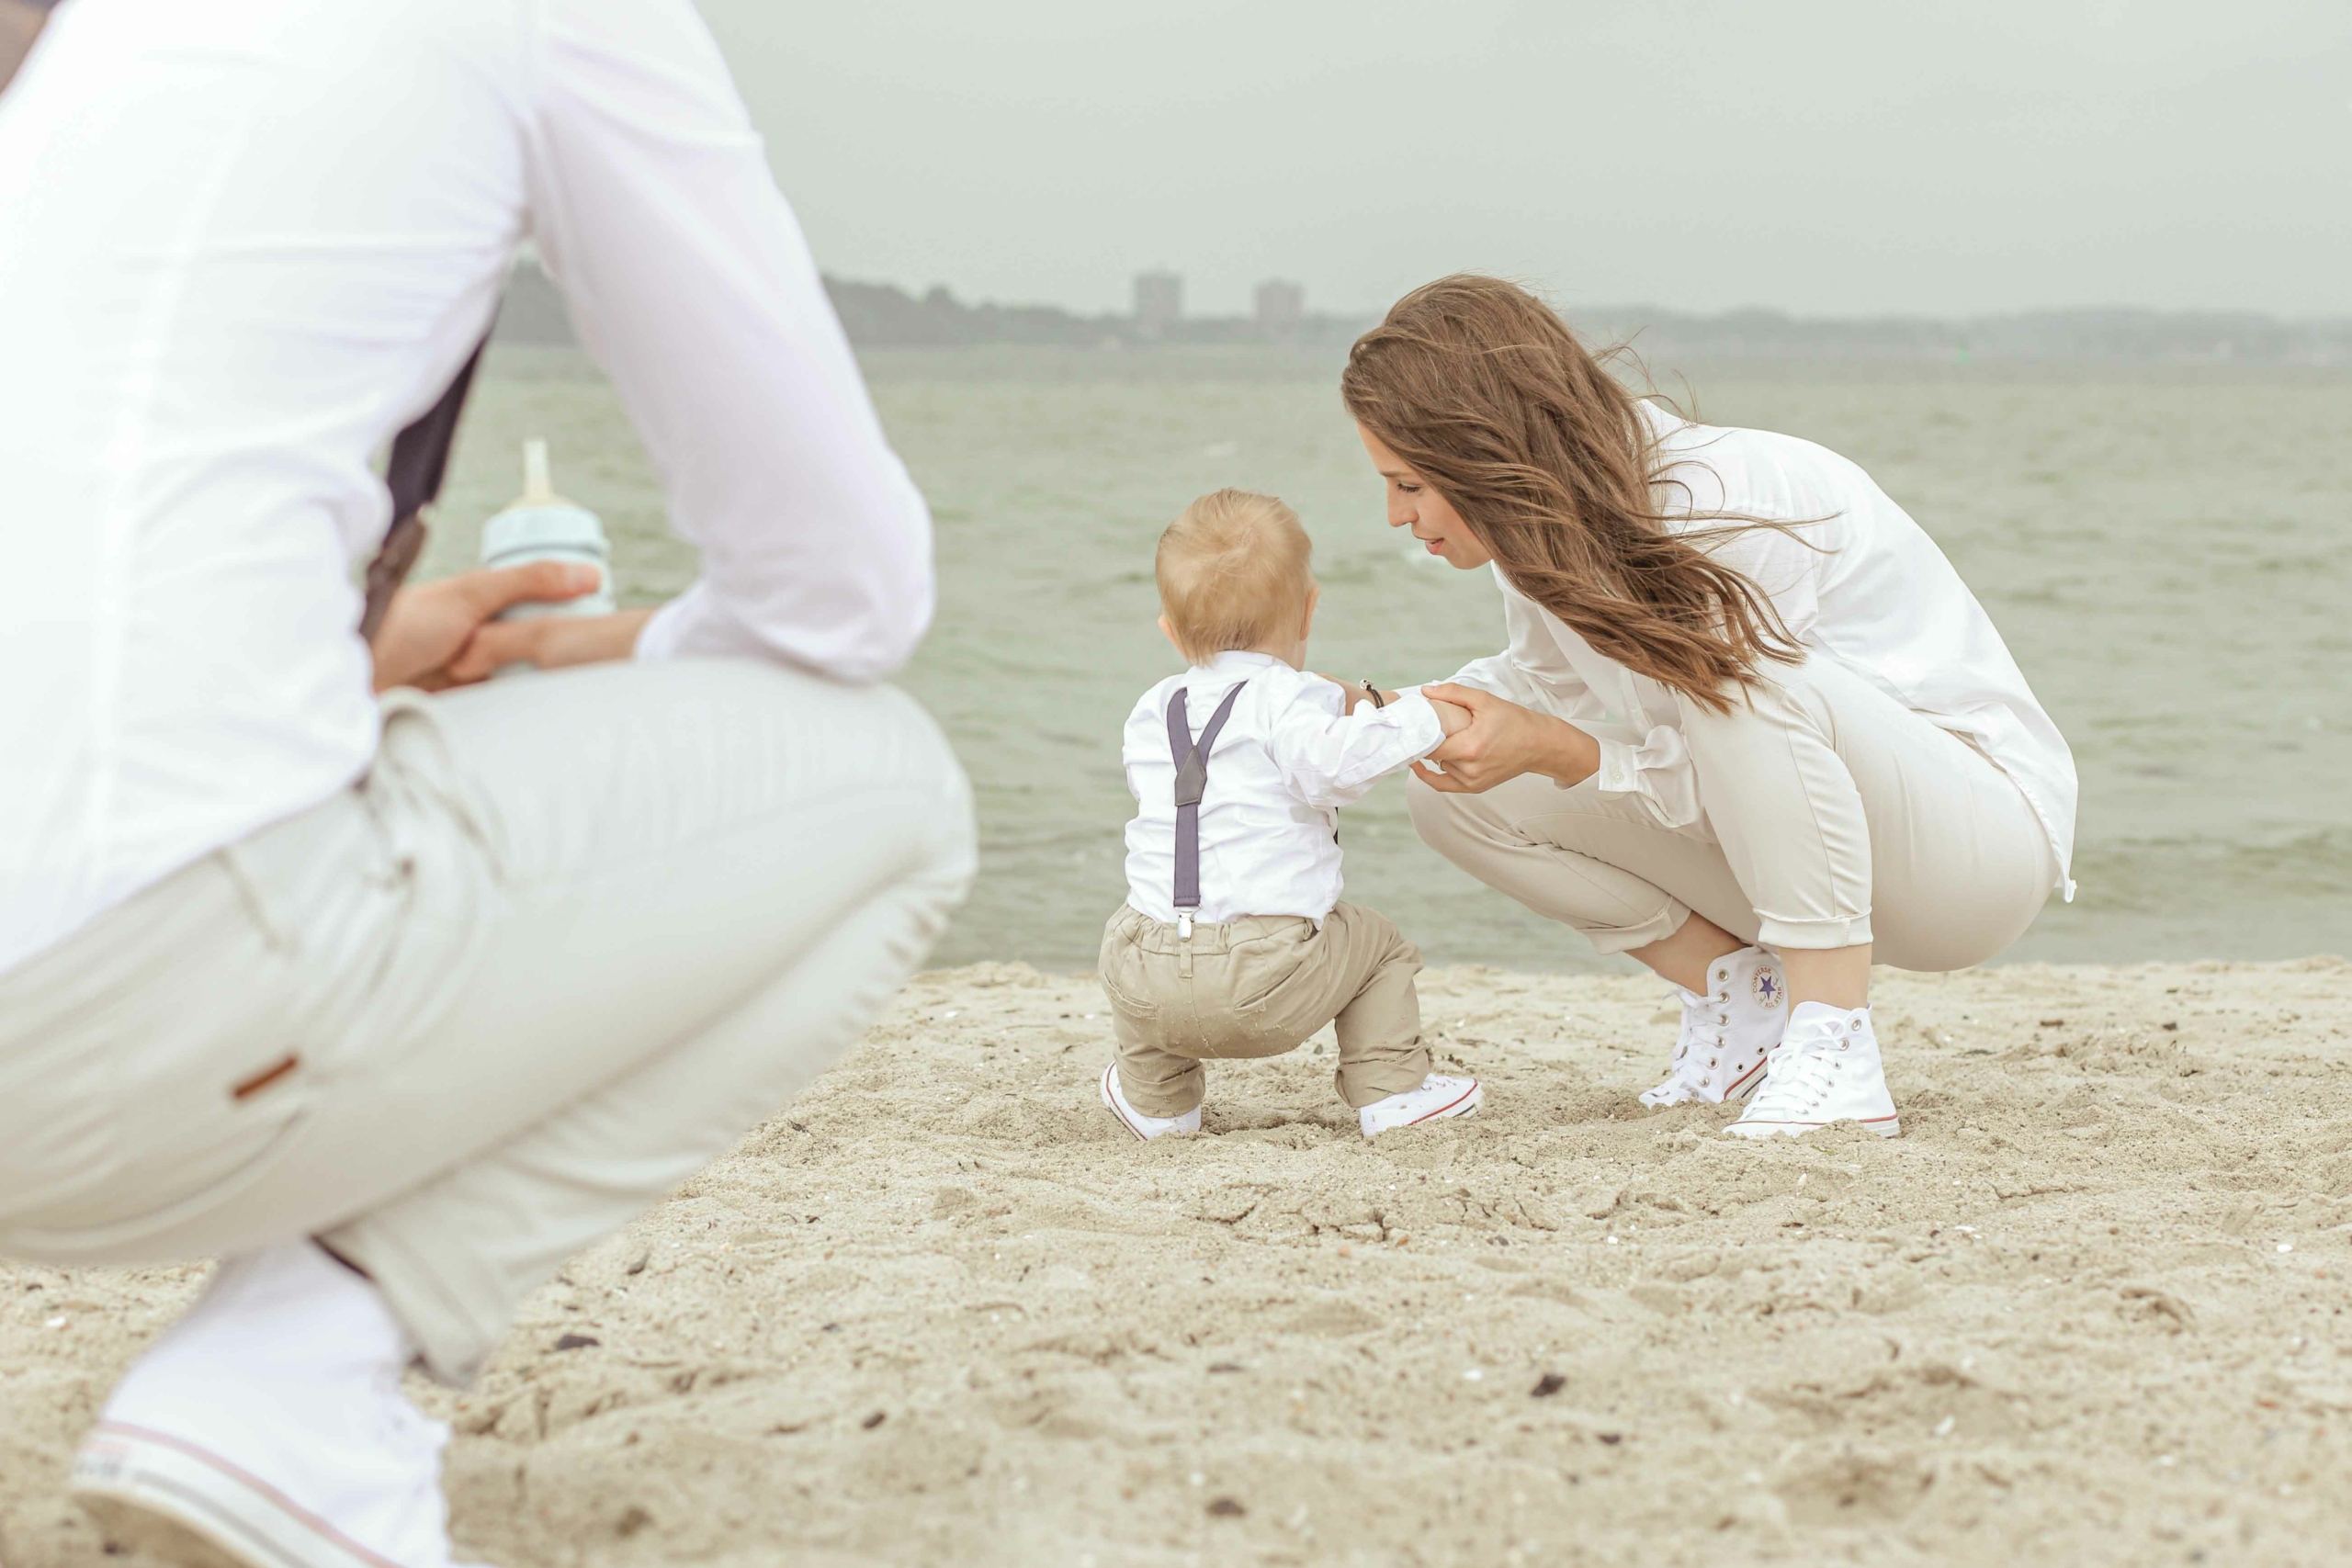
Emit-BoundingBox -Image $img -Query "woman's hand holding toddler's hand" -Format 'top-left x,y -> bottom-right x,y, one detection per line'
1411,682 -> 1602,794
1430,697 -> 1473,739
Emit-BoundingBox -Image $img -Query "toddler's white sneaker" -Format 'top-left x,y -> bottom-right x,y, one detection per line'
1359,1074 -> 1482,1137
1640,944 -> 1783,1107
1724,1001 -> 1901,1140
1100,1063 -> 1202,1140
70,1240 -> 476,1568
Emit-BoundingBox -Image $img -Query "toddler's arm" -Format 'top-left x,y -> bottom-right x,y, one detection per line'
1267,678 -> 1453,808
1408,694 -> 1475,781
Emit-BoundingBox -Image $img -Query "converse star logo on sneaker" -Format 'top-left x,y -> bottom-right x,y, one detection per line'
1639,948 -> 1784,1110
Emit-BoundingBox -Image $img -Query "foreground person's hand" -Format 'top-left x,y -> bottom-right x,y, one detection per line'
368,562 -> 604,692
440,606 -> 655,684
1411,682 -> 1601,794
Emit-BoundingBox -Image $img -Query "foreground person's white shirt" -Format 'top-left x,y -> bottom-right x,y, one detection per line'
1446,401 -> 2078,896
0,0 -> 933,976
1121,652 -> 1445,926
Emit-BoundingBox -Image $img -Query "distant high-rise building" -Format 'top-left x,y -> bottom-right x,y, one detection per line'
1134,270 -> 1182,338
1254,278 -> 1306,338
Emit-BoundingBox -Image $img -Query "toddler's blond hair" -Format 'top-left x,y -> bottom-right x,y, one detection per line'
1155,489 -> 1315,664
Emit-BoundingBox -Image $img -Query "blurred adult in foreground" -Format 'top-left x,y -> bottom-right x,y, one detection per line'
0,3 -> 974,1564
0,0 -> 48,93
1343,276 -> 2075,1138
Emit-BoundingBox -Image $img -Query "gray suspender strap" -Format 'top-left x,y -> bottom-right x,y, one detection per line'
1166,680 -> 1248,933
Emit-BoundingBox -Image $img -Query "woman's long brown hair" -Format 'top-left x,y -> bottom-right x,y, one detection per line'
1340,275 -> 1805,713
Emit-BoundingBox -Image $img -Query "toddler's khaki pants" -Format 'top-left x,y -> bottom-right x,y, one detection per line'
1098,902 -> 1430,1117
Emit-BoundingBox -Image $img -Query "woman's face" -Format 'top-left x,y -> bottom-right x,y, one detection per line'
1357,425 -> 1491,570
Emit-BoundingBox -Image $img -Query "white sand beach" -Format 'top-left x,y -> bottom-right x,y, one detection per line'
6,956 -> 2349,1567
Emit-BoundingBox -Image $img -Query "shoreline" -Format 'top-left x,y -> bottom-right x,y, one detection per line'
482,338 -> 2352,389
6,955 -> 2349,1565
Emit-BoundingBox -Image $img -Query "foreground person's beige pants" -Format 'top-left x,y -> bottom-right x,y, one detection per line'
1410,657 -> 2057,969
1099,902 -> 1431,1115
0,660 -> 974,1383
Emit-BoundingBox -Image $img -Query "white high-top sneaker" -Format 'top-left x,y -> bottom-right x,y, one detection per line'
1358,1074 -> 1482,1136
1724,1001 -> 1901,1139
1638,945 -> 1783,1107
71,1241 -> 474,1568
1100,1063 -> 1203,1140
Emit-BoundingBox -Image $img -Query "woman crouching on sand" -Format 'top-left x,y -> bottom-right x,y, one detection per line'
1340,276 -> 2076,1138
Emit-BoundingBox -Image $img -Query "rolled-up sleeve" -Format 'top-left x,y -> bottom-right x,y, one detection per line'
1593,727 -> 1705,830
530,0 -> 932,681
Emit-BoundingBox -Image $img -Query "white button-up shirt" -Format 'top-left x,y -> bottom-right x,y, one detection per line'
0,0 -> 933,976
1444,402 -> 2077,896
1122,652 -> 1444,926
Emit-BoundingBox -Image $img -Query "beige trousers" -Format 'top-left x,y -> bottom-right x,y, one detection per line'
1099,902 -> 1430,1116
0,660 -> 974,1383
1410,657 -> 2057,969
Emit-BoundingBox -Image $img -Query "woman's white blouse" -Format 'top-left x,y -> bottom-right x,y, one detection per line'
1444,402 -> 2077,897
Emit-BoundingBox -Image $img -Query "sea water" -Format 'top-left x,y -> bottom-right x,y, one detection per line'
426,346 -> 2352,972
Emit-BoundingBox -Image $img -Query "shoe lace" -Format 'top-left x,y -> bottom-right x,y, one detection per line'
1645,987 -> 1732,1102
1747,1032 -> 1842,1120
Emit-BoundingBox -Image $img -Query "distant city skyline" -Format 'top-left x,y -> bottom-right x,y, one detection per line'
492,257 -> 2352,362
886,267 -> 2352,330
693,0 -> 2351,321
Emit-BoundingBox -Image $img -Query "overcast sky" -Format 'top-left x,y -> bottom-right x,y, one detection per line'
695,0 -> 2351,320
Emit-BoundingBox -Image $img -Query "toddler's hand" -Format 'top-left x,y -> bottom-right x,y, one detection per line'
1430,697 -> 1473,739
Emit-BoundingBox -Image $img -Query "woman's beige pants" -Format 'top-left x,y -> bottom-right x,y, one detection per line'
1410,658 -> 2056,968
0,660 -> 974,1384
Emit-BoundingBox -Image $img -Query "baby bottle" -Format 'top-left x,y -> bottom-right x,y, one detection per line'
478,439 -> 616,622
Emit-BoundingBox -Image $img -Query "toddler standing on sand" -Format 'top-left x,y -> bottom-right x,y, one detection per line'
1098,489 -> 1483,1140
